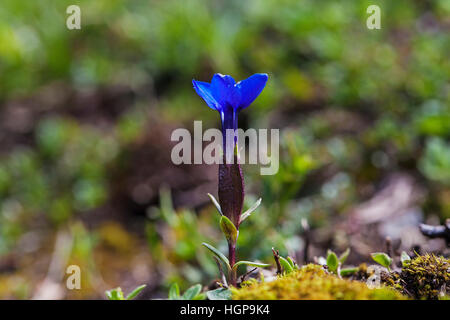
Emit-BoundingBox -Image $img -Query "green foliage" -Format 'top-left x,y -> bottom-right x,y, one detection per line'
203,191 -> 269,287
182,284 -> 204,300
400,251 -> 411,267
274,251 -> 299,274
105,287 -> 124,301
388,254 -> 450,299
207,193 -> 223,216
279,256 -> 294,274
168,283 -> 180,300
325,248 -> 351,275
168,283 -> 205,300
206,288 -> 232,300
371,252 -> 392,270
125,285 -> 147,300
0,0 -> 449,299
326,250 -> 339,274
219,216 -> 238,244
105,284 -> 146,300
339,248 -> 351,265
232,261 -> 270,271
340,267 -> 359,277
232,264 -> 407,300
286,256 -> 297,269
240,198 -> 262,223
202,241 -> 270,285
202,242 -> 231,271
419,137 -> 450,186
145,189 -> 219,289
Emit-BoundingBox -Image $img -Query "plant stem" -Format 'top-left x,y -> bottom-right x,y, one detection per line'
272,247 -> 282,275
228,242 -> 237,286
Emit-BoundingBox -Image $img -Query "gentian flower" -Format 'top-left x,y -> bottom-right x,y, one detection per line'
192,73 -> 268,232
194,73 -> 269,285
192,73 -> 268,160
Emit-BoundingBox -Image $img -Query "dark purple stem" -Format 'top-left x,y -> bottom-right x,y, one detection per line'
228,242 -> 236,267
220,105 -> 239,159
228,242 -> 237,286
219,104 -> 243,287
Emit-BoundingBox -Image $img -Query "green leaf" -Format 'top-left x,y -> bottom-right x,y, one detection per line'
219,216 -> 238,243
339,248 -> 351,265
240,198 -> 262,222
168,283 -> 180,299
207,193 -> 222,215
286,256 -> 297,269
159,188 -> 176,226
326,250 -> 339,273
401,251 -> 411,267
182,284 -> 202,300
193,293 -> 206,300
371,252 -> 392,269
206,288 -> 232,300
279,256 -> 294,274
232,260 -> 270,271
126,284 -> 146,300
202,242 -> 231,270
340,267 -> 358,277
105,287 -> 124,300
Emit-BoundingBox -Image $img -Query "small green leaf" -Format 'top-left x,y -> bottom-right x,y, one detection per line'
168,283 -> 180,299
105,287 -> 124,300
401,251 -> 411,267
240,198 -> 262,222
371,252 -> 392,270
327,250 -> 339,273
112,288 -> 124,300
193,293 -> 206,300
105,291 -> 112,300
232,260 -> 270,271
286,256 -> 296,269
206,288 -> 232,300
105,290 -> 114,300
182,284 -> 202,300
202,242 -> 231,270
207,193 -> 222,215
126,284 -> 146,300
279,256 -> 294,274
340,267 -> 358,277
219,216 -> 238,243
326,250 -> 339,273
159,188 -> 176,226
339,248 -> 351,265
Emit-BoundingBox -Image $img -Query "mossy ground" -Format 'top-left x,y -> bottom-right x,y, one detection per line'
388,254 -> 450,300
231,264 -> 407,300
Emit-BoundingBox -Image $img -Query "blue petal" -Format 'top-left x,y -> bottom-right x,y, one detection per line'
236,73 -> 268,110
211,74 -> 241,109
213,73 -> 236,87
192,80 -> 219,110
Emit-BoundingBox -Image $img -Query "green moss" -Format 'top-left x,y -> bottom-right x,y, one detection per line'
389,254 -> 450,299
231,264 -> 407,300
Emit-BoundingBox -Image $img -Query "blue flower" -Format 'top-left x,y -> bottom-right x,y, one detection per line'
192,73 -> 268,229
192,73 -> 268,112
192,73 -> 268,155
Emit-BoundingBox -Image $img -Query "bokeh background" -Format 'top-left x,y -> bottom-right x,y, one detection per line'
0,0 -> 449,299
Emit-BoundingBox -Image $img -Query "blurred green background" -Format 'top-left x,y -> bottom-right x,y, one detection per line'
0,0 -> 448,299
